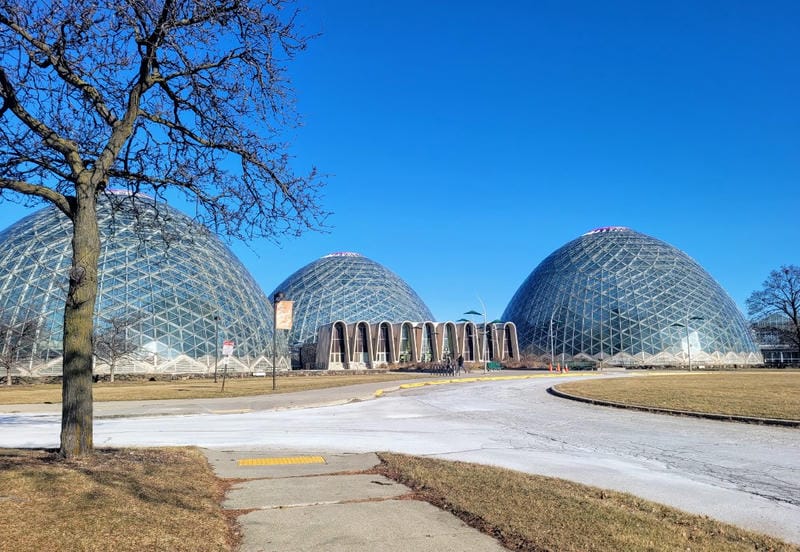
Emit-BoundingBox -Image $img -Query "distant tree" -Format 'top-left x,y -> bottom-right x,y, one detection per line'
746,265 -> 800,351
0,1 -> 326,457
94,314 -> 143,383
0,311 -> 39,386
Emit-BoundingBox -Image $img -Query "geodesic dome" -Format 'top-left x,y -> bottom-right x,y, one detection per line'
0,192 -> 279,376
271,252 -> 433,345
502,227 -> 761,366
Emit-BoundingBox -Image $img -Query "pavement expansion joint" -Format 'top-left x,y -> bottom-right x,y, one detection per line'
267,500 -> 341,509
237,455 -> 327,466
266,496 -> 404,510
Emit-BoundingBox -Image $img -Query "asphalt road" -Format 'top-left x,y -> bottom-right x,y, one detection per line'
2,375 -> 798,544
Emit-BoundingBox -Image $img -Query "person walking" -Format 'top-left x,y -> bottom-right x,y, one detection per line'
456,354 -> 464,375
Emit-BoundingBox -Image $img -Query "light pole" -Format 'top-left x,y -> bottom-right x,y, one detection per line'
671,316 -> 704,371
213,315 -> 219,383
463,298 -> 500,373
462,310 -> 487,372
272,291 -> 285,391
549,309 -> 555,370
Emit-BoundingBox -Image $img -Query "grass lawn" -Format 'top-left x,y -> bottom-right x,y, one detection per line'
0,447 -> 237,552
0,373 -> 428,405
4,372 -> 798,551
5,447 -> 794,552
377,453 -> 797,552
554,371 -> 800,420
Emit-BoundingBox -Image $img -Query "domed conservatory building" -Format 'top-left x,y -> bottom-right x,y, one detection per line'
503,227 -> 761,367
272,252 -> 519,369
271,252 -> 435,346
0,192 -> 280,378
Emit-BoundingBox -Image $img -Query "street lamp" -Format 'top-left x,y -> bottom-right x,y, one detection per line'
671,316 -> 704,371
549,309 -> 556,371
463,298 -> 500,373
462,309 -> 486,372
213,315 -> 219,383
272,291 -> 285,391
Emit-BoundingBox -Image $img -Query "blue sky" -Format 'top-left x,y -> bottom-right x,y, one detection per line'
1,0 -> 798,322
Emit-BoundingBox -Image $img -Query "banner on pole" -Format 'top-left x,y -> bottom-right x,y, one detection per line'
275,300 -> 294,330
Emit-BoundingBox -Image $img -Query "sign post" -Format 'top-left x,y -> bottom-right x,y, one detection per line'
220,340 -> 234,391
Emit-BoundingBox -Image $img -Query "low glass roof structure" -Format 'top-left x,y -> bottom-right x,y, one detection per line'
502,227 -> 761,366
0,192 -> 277,375
271,252 -> 433,345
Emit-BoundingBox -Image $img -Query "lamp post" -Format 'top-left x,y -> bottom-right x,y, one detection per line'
462,310 -> 486,372
213,315 -> 219,383
272,291 -> 285,391
463,298 -> 500,373
549,309 -> 556,370
671,316 -> 704,371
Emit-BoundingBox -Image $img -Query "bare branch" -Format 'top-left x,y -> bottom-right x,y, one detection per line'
0,67 -> 84,173
0,178 -> 72,217
0,11 -> 120,127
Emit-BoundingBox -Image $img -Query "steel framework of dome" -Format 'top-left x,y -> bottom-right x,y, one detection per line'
502,227 -> 762,366
271,252 -> 434,346
0,192 -> 281,377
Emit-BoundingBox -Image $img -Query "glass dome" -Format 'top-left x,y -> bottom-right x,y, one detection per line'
271,252 -> 433,345
0,192 -> 277,375
502,227 -> 761,366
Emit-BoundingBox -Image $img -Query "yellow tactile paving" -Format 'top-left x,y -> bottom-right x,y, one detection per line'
238,456 -> 326,466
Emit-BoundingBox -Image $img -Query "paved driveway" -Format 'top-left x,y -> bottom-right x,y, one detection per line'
2,375 -> 798,544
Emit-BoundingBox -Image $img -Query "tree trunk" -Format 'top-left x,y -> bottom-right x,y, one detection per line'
60,187 -> 99,458
5,366 -> 10,386
110,362 -> 115,384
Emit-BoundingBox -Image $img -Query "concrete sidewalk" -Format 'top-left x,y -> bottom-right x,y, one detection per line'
0,376 -> 437,417
0,370 -> 592,418
203,448 -> 507,552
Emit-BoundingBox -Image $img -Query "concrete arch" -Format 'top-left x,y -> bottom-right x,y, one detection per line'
393,321 -> 417,363
419,321 -> 438,362
459,322 -> 479,362
373,321 -> 395,365
502,322 -> 519,360
348,321 -> 373,369
438,322 -> 458,361
312,319 -> 519,370
318,320 -> 349,370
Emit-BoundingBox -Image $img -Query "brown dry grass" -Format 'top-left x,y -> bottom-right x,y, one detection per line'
0,373 -> 426,405
377,453 -> 797,552
555,371 -> 800,420
0,447 -> 236,552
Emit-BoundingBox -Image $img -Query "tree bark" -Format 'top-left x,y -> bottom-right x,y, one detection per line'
60,185 -> 99,457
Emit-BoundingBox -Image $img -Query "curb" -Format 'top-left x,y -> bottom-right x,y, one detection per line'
547,386 -> 800,428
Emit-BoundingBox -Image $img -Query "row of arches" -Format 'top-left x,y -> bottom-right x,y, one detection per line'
314,320 -> 519,370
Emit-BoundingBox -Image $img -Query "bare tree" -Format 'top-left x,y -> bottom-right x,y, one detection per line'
94,314 -> 143,383
0,311 -> 39,386
0,1 -> 326,456
746,265 -> 800,352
